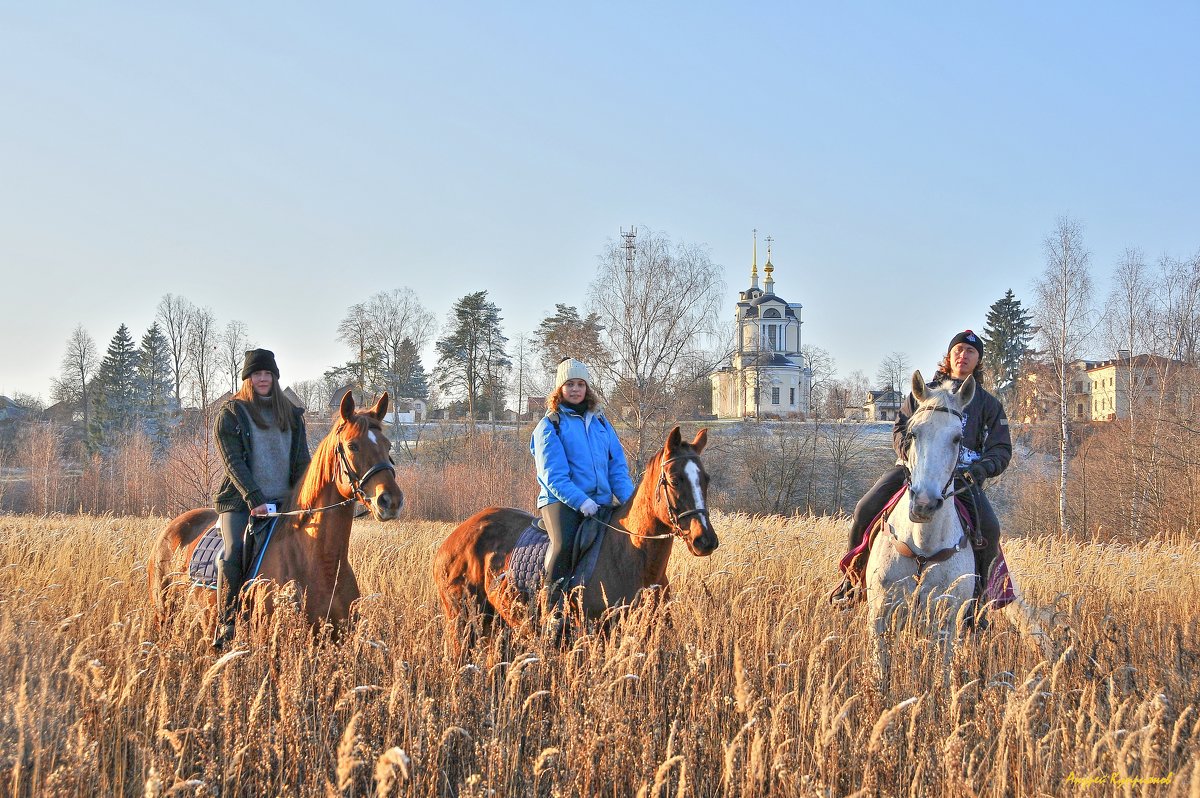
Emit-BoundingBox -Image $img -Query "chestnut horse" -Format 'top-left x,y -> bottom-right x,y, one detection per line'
433,426 -> 718,645
147,391 -> 404,636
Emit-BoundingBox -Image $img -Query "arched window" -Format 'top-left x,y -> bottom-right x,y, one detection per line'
763,308 -> 781,318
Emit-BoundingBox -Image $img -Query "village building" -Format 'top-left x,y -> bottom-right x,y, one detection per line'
711,237 -> 813,419
863,388 -> 903,421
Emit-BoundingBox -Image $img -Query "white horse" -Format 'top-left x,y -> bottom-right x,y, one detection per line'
864,371 -> 1061,684
866,371 -> 977,684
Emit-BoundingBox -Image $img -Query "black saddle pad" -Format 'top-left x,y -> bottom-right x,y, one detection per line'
187,517 -> 280,590
502,510 -> 609,596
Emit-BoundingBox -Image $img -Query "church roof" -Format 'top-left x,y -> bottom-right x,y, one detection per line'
759,353 -> 802,369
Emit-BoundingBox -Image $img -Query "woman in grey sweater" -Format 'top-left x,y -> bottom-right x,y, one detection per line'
211,348 -> 311,649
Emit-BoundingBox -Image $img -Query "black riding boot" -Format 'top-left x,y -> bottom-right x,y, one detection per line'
213,557 -> 245,650
540,502 -> 582,643
831,466 -> 907,605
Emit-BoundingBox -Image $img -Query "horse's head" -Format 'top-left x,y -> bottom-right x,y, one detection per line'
655,426 -> 719,556
332,390 -> 404,521
905,370 -> 974,523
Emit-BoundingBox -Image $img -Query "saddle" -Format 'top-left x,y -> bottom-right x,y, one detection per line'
188,516 -> 280,590
836,486 -> 1013,608
499,509 -> 610,597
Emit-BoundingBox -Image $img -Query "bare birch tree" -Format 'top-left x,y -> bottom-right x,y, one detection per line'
875,351 -> 911,392
587,228 -> 724,466
218,320 -> 254,394
53,324 -> 99,436
1104,249 -> 1154,534
186,306 -> 220,411
155,294 -> 196,410
1032,216 -> 1095,535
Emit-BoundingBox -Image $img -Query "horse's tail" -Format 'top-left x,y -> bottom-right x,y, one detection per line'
147,509 -> 214,621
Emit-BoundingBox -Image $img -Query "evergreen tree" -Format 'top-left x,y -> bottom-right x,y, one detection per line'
136,323 -> 176,443
981,289 -> 1034,403
435,291 -> 511,420
91,324 -> 140,445
532,304 -> 611,386
396,337 -> 429,400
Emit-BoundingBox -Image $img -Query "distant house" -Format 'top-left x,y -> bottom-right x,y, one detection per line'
42,400 -> 80,424
1085,353 -> 1188,421
384,398 -> 427,424
0,396 -> 30,422
864,389 -> 903,422
1016,360 -> 1097,424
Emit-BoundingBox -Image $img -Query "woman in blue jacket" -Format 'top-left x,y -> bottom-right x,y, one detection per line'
531,357 -> 635,622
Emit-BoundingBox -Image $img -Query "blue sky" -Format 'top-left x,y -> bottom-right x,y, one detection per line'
2,3 -> 1198,400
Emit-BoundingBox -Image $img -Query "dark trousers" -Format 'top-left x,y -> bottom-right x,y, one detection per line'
847,465 -> 1000,586
216,510 -> 250,620
541,501 -> 583,588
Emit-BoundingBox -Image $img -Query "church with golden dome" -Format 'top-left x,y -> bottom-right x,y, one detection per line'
710,235 -> 813,418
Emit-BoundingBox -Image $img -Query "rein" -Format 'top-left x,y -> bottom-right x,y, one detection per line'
263,441 -> 395,518
590,455 -> 707,541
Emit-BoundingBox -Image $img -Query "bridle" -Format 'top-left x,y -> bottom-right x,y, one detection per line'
262,435 -> 395,517
887,401 -> 973,577
592,454 -> 709,541
905,404 -> 966,501
335,439 -> 396,505
656,455 -> 710,539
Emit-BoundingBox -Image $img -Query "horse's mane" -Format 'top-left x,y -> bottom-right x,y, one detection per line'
292,414 -> 377,509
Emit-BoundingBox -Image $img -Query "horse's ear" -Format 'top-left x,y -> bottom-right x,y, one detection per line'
369,392 -> 389,421
691,428 -> 708,453
665,426 -> 682,452
957,375 -> 976,408
339,389 -> 356,422
911,370 -> 926,401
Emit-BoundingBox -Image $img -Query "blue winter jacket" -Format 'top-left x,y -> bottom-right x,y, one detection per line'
531,408 -> 636,511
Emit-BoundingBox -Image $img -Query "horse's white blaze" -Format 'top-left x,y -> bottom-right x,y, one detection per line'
368,431 -> 377,444
684,461 -> 708,529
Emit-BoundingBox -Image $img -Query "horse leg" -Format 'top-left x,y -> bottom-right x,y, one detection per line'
867,598 -> 892,687
1000,588 -> 1060,662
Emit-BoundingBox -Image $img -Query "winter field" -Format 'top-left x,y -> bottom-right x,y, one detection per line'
1,511 -> 1197,797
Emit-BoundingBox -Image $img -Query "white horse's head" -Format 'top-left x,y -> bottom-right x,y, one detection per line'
905,370 -> 975,523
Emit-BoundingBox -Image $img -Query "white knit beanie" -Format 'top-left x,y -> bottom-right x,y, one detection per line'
554,358 -> 591,392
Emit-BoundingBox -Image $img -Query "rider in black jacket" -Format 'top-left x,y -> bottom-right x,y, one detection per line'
832,330 -> 1012,605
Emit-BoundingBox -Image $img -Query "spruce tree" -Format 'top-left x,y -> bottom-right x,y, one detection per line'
91,324 -> 140,446
981,289 -> 1034,404
137,323 -> 176,444
435,291 -> 510,420
396,337 -> 429,400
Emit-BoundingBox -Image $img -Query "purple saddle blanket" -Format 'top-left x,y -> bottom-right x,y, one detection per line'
501,513 -> 608,596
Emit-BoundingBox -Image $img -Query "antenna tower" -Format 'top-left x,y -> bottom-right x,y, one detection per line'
621,226 -> 637,278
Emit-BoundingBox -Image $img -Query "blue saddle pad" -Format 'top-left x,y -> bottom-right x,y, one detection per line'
502,514 -> 608,596
187,517 -> 280,590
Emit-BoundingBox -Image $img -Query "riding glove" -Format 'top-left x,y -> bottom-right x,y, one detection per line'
579,499 -> 600,517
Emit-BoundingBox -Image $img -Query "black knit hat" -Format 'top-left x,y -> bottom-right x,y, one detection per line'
241,348 -> 280,380
947,330 -> 983,361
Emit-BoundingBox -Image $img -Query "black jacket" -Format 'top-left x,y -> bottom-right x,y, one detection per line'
213,400 -> 312,513
891,374 -> 1012,479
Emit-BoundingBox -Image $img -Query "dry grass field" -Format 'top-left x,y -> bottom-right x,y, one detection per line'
1,511 -> 1197,797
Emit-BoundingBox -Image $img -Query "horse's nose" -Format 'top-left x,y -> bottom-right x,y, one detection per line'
376,493 -> 392,512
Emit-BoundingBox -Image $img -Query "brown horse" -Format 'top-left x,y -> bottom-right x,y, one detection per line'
147,391 -> 404,636
433,426 -> 718,644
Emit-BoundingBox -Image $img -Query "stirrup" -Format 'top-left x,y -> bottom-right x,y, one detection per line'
828,578 -> 860,606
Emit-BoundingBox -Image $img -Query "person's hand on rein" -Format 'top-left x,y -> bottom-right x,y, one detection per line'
580,499 -> 600,517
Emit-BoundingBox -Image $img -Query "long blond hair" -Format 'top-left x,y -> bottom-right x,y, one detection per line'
232,377 -> 297,430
